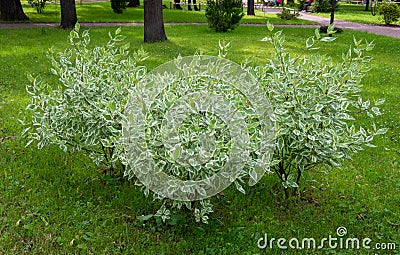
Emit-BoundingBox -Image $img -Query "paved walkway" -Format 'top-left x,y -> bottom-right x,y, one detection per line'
259,7 -> 400,38
1,10 -> 399,38
298,11 -> 400,38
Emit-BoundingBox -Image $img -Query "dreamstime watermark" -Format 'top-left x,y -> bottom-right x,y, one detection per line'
122,56 -> 276,201
257,227 -> 397,252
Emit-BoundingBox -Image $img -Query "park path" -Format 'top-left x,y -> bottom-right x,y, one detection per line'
0,10 -> 399,38
298,11 -> 400,38
259,7 -> 400,38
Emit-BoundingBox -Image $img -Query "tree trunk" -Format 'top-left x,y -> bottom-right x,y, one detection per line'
144,0 -> 167,42
60,0 -> 77,29
329,0 -> 335,37
0,0 -> 29,21
247,0 -> 255,15
127,0 -> 140,7
330,0 -> 335,24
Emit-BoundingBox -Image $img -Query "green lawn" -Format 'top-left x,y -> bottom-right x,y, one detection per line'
5,1 -> 317,24
12,0 -> 400,25
0,25 -> 399,254
312,3 -> 400,25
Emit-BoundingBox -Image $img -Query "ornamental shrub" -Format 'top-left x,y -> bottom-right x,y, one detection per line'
278,7 -> 299,20
298,0 -> 307,11
111,0 -> 129,13
28,0 -> 48,14
313,0 -> 338,13
24,24 -> 387,224
24,24 -> 148,171
249,24 -> 387,197
205,0 -> 244,32
378,3 -> 400,25
121,53 -> 275,223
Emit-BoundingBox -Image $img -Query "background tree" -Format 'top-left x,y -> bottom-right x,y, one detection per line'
206,0 -> 244,32
247,0 -> 254,15
365,0 -> 369,11
330,0 -> 336,24
60,0 -> 77,29
27,0 -> 48,14
111,0 -> 128,13
127,0 -> 140,7
144,0 -> 167,42
0,0 -> 29,21
328,0 -> 338,38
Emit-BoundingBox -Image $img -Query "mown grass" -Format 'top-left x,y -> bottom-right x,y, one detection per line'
3,1 -> 316,24
312,3 -> 400,25
0,25 -> 399,254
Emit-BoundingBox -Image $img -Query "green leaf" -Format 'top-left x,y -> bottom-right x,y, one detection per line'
26,104 -> 36,111
371,107 -> 381,116
25,139 -> 34,148
320,37 -> 337,43
173,146 -> 182,161
267,22 -> 274,32
234,181 -> 245,194
375,98 -> 385,106
137,214 -> 154,221
327,23 -> 336,34
353,36 -> 363,47
249,169 -> 258,182
74,22 -> 80,32
365,40 -> 375,51
314,28 -> 321,40
114,35 -> 126,42
261,37 -> 272,42
375,128 -> 388,135
306,37 -> 315,48
115,27 -> 122,35
315,104 -> 324,112
21,127 -> 31,136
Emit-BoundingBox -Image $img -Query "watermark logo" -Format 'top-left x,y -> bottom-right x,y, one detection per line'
122,56 -> 276,201
257,226 -> 397,252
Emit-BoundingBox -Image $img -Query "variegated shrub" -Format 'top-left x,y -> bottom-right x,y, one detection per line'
24,24 -> 148,170
249,24 -> 387,196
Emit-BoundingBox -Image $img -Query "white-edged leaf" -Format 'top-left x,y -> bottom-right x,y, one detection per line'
327,23 -> 336,34
375,128 -> 388,135
314,28 -> 321,40
234,181 -> 245,194
306,36 -> 315,48
249,169 -> 258,182
375,98 -> 385,106
320,37 -> 337,43
137,214 -> 154,221
267,22 -> 274,32
371,107 -> 381,116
